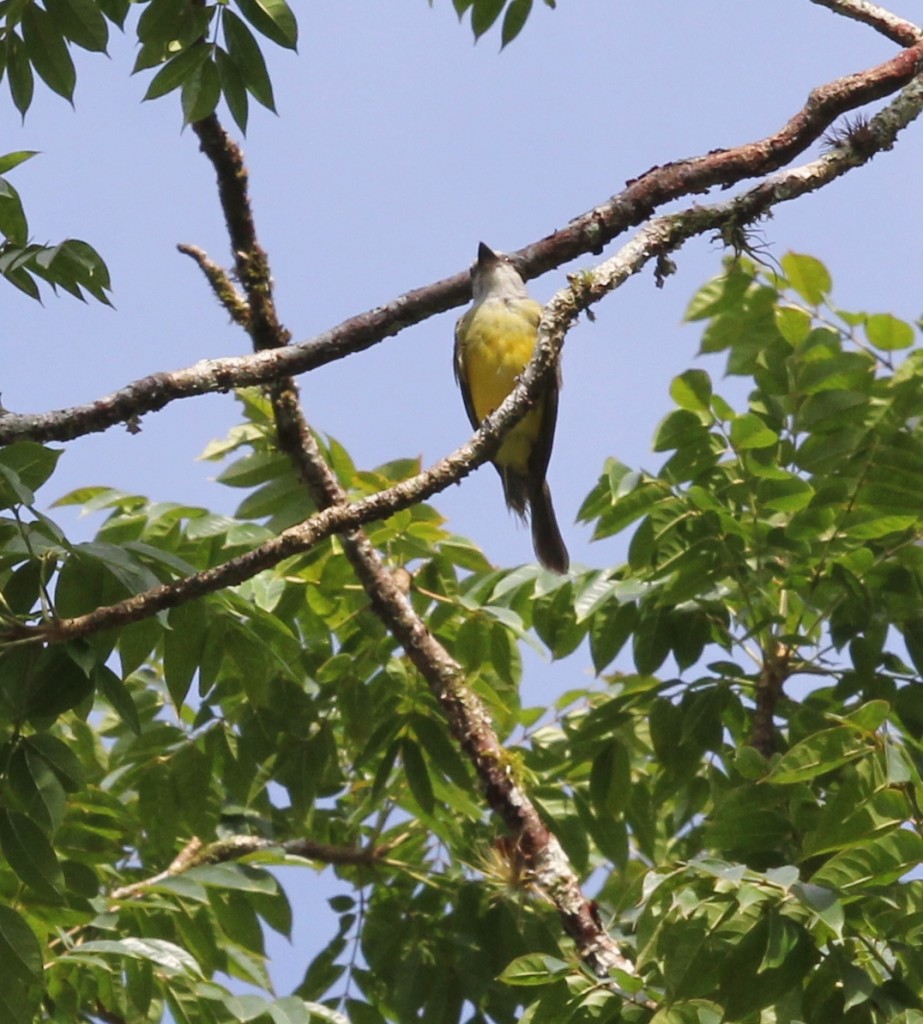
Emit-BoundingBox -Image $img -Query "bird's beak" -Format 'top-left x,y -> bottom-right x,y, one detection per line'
477,242 -> 500,266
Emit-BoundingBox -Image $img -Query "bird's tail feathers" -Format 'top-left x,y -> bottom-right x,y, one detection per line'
528,479 -> 569,574
500,467 -> 529,519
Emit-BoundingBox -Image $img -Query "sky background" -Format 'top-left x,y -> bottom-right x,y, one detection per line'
3,0 -> 922,1002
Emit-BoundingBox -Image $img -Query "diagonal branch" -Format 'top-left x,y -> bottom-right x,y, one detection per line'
808,0 -> 922,46
1,39 -> 921,447
8,69 -> 923,648
10,72 -> 922,974
186,114 -> 636,978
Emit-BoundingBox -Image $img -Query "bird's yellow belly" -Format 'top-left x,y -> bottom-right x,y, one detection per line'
463,308 -> 544,472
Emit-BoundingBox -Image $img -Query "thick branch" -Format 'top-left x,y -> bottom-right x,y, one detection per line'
1,40 -> 922,446
808,0 -> 923,46
751,645 -> 791,756
8,69 -> 923,647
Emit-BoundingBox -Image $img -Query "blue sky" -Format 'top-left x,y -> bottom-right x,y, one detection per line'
3,0 -> 922,1000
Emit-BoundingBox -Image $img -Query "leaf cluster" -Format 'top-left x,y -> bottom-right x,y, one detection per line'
3,260 -> 923,1022
0,150 -> 111,302
449,0 -> 557,47
136,0 -> 296,131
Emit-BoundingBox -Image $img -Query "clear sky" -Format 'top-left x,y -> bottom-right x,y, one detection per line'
3,0 -> 922,999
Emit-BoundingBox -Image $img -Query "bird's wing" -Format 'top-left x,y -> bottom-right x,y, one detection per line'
520,299 -> 560,485
453,308 -> 481,433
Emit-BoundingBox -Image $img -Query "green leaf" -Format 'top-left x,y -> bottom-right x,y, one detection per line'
757,474 -> 814,512
40,238 -> 112,303
781,252 -> 831,305
633,608 -> 671,675
181,56 -> 221,124
234,0 -> 298,50
843,699 -> 890,732
670,369 -> 713,414
791,882 -> 844,938
684,262 -> 754,321
187,863 -> 278,893
98,0 -> 130,27
44,0 -> 109,52
411,714 -> 471,789
217,51 -> 250,132
767,727 -> 868,783
75,937 -> 204,976
7,34 -> 35,116
137,0 -> 192,45
0,151 -> 38,175
0,178 -> 28,246
401,738 -> 435,816
902,619 -> 923,676
471,0 -> 505,38
498,953 -> 569,986
0,905 -> 43,1024
775,305 -> 812,345
164,600 -> 208,710
589,741 -> 630,815
0,443 -> 62,495
22,4 -> 77,101
296,928 -> 348,1002
25,733 -> 84,792
729,413 -> 778,450
25,646 -> 95,721
589,600 -> 637,673
143,43 -> 211,101
501,0 -> 532,46
653,409 -> 707,453
865,312 -> 914,351
8,742 -> 67,833
95,663 -> 141,734
0,808 -> 65,898
222,10 -> 276,111
795,389 -> 868,433
810,828 -> 923,890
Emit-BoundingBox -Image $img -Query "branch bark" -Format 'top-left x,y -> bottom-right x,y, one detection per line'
809,0 -> 922,45
752,644 -> 792,757
109,834 -> 391,903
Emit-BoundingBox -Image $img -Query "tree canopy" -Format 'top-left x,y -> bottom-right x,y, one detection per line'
2,2 -> 923,1023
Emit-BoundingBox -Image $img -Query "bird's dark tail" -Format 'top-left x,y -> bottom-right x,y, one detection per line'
529,479 -> 569,574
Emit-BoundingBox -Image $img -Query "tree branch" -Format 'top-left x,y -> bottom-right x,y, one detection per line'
1,40 -> 921,446
177,243 -> 250,327
187,114 -> 637,979
808,0 -> 922,46
109,834 -> 391,903
751,644 -> 791,757
7,68 -> 923,647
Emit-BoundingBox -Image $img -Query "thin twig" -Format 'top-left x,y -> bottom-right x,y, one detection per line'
176,244 -> 250,327
109,834 -> 391,902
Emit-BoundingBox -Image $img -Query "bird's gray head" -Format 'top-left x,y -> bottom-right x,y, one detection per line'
470,242 -> 530,304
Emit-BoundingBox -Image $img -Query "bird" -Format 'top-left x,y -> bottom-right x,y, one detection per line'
454,242 -> 569,574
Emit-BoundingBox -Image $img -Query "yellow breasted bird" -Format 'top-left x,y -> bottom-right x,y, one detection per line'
454,243 -> 569,573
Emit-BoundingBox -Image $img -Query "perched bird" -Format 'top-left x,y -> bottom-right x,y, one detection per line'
454,242 -> 569,573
